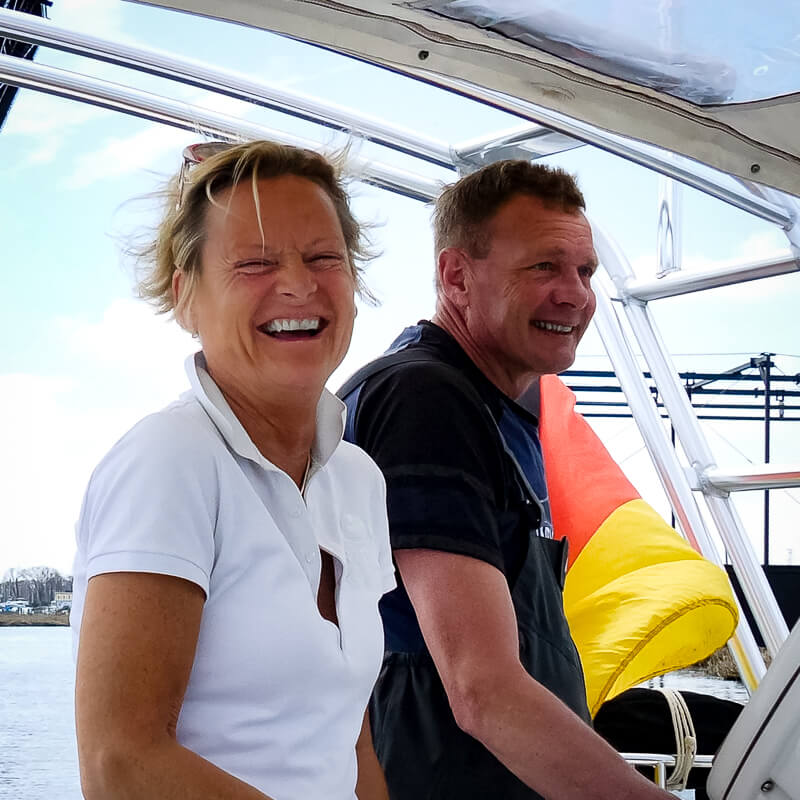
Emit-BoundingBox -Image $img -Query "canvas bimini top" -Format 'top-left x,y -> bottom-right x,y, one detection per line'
134,0 -> 800,198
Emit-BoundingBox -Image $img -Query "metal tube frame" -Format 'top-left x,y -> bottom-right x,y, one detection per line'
410,72 -> 797,230
591,274 -> 765,693
620,754 -> 714,790
0,5 -> 454,168
594,227 -> 790,660
1,5 -> 796,230
451,123 -> 584,171
700,465 -> 800,493
2,4 -> 795,687
0,54 -> 441,203
735,179 -> 800,257
625,255 -> 800,301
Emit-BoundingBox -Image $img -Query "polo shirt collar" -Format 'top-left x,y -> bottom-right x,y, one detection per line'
185,351 -> 345,472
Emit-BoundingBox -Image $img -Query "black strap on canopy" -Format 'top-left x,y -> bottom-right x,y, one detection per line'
0,1 -> 52,131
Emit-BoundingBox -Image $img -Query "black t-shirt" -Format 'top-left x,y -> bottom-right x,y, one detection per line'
349,321 -> 552,652
342,321 -> 589,800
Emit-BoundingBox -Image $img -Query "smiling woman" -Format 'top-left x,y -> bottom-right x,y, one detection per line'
179,173 -> 358,416
69,139 -> 395,800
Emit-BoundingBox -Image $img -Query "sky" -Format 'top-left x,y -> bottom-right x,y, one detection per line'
0,0 -> 798,579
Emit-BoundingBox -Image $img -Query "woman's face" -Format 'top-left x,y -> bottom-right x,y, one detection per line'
181,174 -> 357,402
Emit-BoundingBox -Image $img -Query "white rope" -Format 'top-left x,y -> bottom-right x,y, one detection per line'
656,688 -> 697,792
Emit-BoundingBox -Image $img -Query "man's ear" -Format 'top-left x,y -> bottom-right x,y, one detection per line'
437,247 -> 471,309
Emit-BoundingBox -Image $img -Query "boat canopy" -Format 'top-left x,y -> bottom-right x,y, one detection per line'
134,0 -> 800,198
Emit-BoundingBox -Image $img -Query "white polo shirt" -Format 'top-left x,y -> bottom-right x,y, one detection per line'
71,352 -> 395,800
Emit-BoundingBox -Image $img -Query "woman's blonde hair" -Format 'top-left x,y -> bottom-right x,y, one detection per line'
136,139 -> 374,325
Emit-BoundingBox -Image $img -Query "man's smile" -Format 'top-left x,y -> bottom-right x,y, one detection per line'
532,320 -> 576,334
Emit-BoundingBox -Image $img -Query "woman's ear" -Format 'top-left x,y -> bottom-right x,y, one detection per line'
172,269 -> 196,334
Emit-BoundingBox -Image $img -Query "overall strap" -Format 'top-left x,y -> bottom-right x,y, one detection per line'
338,349 -> 455,443
337,350 -> 542,517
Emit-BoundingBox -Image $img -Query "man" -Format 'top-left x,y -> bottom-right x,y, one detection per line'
340,160 -> 673,799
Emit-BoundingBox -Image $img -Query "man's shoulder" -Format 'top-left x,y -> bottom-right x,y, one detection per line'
341,322 -> 475,396
361,347 -> 479,402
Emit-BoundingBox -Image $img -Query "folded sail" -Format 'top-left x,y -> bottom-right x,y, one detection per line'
539,375 -> 738,716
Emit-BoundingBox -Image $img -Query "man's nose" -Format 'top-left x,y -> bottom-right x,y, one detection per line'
276,256 -> 318,301
552,269 -> 591,309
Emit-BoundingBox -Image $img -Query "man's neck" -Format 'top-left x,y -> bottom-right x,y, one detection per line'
431,307 -> 537,400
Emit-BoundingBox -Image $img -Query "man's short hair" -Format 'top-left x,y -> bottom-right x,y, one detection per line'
433,160 -> 586,259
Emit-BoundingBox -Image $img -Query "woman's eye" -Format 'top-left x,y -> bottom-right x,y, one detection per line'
236,260 -> 275,274
308,254 -> 344,269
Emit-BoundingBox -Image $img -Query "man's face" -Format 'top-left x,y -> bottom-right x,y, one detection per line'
461,193 -> 597,395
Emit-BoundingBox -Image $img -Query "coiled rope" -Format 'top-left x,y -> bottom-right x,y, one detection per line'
656,688 -> 697,791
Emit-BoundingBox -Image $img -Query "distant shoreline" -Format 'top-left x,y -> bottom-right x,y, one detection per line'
0,613 -> 69,627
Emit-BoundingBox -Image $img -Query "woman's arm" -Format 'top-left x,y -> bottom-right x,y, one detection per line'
355,708 -> 389,800
75,571 -> 274,800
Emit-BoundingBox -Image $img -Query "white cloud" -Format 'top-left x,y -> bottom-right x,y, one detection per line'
54,298 -> 198,401
2,93 -> 107,170
184,89 -> 258,120
0,373 -> 96,577
0,301 -> 197,577
734,229 -> 793,263
48,0 -> 124,39
3,93 -> 105,138
63,126 -> 192,189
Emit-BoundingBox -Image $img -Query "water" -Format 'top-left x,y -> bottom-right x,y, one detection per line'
0,628 -> 748,798
0,627 -> 81,800
646,668 -> 749,703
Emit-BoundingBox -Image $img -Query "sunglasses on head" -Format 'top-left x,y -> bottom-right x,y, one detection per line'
176,140 -> 236,210
174,140 -> 328,210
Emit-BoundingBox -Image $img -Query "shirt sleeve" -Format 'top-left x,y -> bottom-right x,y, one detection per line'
371,464 -> 398,595
354,361 -> 506,572
76,408 -> 218,596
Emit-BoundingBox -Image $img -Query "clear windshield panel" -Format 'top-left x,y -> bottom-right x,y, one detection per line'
409,0 -> 800,105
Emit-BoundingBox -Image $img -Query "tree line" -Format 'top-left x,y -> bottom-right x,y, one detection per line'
1,567 -> 73,608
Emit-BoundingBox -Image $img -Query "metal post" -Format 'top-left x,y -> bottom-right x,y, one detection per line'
670,421 -> 676,529
759,354 -> 773,566
657,175 -> 682,277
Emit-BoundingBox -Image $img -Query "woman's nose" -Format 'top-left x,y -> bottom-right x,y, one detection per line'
276,256 -> 317,301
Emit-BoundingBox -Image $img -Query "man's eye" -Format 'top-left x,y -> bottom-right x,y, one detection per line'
579,265 -> 596,279
531,262 -> 554,271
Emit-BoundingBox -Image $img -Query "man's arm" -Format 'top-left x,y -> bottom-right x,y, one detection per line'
355,709 -> 390,800
396,548 -> 674,800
